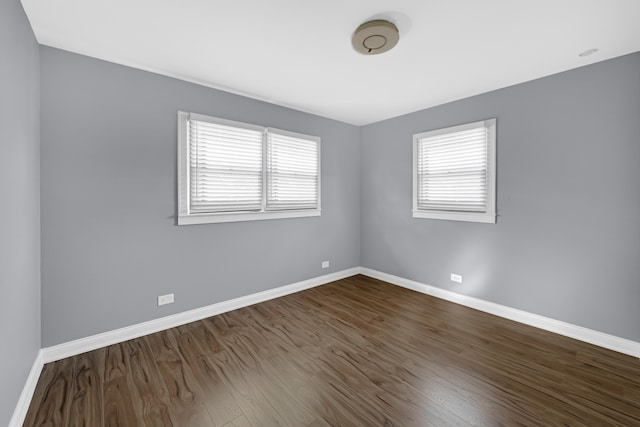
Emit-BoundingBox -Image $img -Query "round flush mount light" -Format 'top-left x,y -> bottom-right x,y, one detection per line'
352,20 -> 399,55
579,48 -> 599,57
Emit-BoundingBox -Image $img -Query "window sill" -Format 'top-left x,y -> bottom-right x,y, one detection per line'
412,210 -> 496,224
178,209 -> 321,225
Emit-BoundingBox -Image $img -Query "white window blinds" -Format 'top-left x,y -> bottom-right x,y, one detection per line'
189,118 -> 263,213
178,112 -> 321,224
267,131 -> 319,210
413,119 -> 496,223
416,125 -> 488,212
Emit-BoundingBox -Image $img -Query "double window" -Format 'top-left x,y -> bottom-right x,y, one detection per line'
178,112 -> 320,225
413,119 -> 496,223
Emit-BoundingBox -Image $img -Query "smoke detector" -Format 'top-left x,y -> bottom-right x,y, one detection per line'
352,20 -> 399,55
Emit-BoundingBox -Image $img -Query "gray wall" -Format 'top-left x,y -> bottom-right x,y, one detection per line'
0,0 -> 41,424
40,47 -> 361,346
31,37 -> 640,352
361,52 -> 640,342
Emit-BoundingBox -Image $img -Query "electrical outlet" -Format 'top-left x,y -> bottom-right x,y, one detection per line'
450,273 -> 463,283
322,261 -> 330,269
158,293 -> 174,306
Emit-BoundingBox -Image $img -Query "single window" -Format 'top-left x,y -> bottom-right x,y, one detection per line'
266,129 -> 320,211
178,112 -> 320,225
413,119 -> 496,223
189,117 -> 264,213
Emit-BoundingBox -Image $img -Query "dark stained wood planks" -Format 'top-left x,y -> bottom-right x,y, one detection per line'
23,275 -> 640,426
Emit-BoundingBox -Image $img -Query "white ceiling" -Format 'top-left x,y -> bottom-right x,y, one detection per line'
21,0 -> 640,126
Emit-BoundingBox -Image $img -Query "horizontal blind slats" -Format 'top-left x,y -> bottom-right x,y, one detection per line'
418,129 -> 486,146
186,116 -> 320,216
417,124 -> 488,213
189,120 -> 263,213
267,132 -> 319,210
418,140 -> 486,155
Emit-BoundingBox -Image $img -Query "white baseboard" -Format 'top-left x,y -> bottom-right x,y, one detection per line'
42,267 -> 360,363
41,266 -> 640,363
360,267 -> 640,358
15,266 -> 639,425
9,349 -> 44,427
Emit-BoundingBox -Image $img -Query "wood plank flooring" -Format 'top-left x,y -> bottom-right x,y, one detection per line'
24,275 -> 640,426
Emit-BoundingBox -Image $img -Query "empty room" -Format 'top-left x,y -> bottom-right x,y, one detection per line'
2,0 -> 640,425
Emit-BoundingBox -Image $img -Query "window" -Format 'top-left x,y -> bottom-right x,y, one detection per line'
413,119 -> 496,223
178,112 -> 320,225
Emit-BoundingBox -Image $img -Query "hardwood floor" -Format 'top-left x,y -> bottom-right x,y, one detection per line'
24,275 -> 640,426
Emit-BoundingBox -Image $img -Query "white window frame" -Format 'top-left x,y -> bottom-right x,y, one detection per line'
178,112 -> 321,225
412,118 -> 496,224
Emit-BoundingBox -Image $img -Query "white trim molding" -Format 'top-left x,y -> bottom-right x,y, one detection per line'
178,209 -> 321,225
412,118 -> 497,224
17,267 -> 640,427
42,267 -> 360,363
360,268 -> 640,358
9,350 -> 44,427
17,266 -> 639,424
40,266 -> 640,363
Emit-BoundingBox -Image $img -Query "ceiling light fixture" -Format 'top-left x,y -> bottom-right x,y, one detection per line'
352,20 -> 399,55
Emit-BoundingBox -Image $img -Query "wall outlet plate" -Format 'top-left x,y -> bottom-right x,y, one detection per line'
450,273 -> 463,283
158,293 -> 174,306
322,261 -> 330,269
